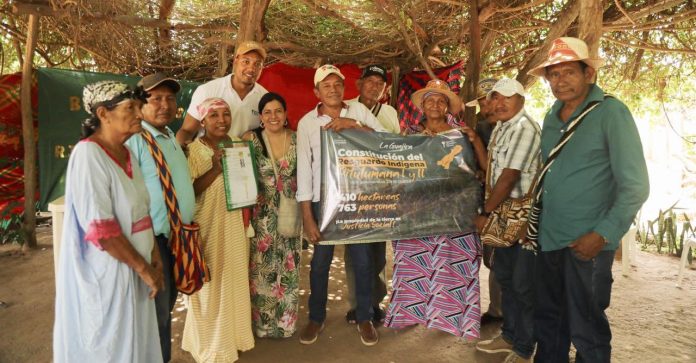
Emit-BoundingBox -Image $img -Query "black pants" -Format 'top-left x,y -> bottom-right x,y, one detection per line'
534,248 -> 615,363
154,234 -> 178,362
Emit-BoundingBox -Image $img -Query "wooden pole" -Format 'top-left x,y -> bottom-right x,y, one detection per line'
390,65 -> 400,108
462,0 -> 481,128
21,14 -> 39,249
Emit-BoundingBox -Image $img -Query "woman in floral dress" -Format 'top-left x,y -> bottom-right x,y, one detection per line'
242,92 -> 301,338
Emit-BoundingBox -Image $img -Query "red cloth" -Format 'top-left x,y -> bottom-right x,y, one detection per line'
0,72 -> 38,218
257,63 -> 364,130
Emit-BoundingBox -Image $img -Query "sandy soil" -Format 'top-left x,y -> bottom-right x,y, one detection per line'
1,226 -> 695,363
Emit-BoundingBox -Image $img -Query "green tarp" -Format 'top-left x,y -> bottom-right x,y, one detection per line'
37,68 -> 199,209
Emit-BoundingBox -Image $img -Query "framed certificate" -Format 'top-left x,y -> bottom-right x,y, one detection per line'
219,140 -> 259,211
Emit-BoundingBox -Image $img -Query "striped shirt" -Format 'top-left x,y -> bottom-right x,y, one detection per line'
489,108 -> 541,198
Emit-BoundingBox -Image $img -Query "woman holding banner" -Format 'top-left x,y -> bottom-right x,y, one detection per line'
242,92 -> 301,338
384,79 -> 482,339
182,97 -> 255,362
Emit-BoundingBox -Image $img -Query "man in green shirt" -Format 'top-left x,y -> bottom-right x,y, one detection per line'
527,37 -> 649,363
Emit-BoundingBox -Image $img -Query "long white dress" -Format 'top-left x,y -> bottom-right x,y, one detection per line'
53,140 -> 162,363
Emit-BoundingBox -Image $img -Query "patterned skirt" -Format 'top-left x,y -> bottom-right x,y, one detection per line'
385,232 -> 482,339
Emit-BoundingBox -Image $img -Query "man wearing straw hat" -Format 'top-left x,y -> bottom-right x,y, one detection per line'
527,37 -> 649,362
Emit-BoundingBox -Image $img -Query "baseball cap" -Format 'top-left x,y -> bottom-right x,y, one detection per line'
314,64 -> 345,86
360,65 -> 387,82
465,78 -> 498,107
137,73 -> 181,93
486,78 -> 525,100
235,40 -> 267,60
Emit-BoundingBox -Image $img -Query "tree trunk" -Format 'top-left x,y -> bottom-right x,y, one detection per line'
237,0 -> 271,43
21,14 -> 39,249
578,0 -> 603,58
516,0 -> 580,88
462,0 -> 480,128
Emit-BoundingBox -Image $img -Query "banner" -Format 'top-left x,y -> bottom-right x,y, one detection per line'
37,68 -> 199,209
319,129 -> 481,244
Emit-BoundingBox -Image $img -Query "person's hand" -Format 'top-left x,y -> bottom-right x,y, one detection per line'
569,231 -> 606,261
460,125 -> 478,143
324,117 -> 361,132
150,245 -> 164,294
303,217 -> 322,245
138,264 -> 164,299
211,148 -> 224,174
474,215 -> 488,233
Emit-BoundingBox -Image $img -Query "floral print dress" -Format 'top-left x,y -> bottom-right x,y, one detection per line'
248,131 -> 301,338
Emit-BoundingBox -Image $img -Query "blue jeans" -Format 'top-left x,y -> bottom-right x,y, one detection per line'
154,234 -> 178,363
493,243 -> 537,359
534,248 -> 615,363
308,202 -> 373,323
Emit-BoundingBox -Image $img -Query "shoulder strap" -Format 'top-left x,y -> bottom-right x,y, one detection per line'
371,102 -> 382,117
531,94 -> 609,199
140,130 -> 184,235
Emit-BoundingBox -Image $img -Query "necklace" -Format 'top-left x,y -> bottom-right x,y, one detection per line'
264,129 -> 288,160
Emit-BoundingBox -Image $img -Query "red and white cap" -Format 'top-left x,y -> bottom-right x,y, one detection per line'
528,37 -> 604,77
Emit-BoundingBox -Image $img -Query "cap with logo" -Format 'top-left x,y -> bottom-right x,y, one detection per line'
360,65 -> 387,82
314,64 -> 345,86
465,78 -> 499,107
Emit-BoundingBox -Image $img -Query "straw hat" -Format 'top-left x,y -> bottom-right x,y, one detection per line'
528,37 -> 604,77
411,79 -> 462,114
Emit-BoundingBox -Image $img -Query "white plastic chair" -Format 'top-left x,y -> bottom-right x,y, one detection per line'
676,237 -> 696,288
621,227 -> 638,277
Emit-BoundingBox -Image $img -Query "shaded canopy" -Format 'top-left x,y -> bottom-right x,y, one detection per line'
2,0 -> 695,91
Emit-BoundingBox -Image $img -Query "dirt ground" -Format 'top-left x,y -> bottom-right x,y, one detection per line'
1,226 -> 695,363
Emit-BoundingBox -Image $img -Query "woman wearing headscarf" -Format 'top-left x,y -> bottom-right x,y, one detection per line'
242,92 -> 301,338
181,97 -> 254,362
384,79 -> 482,339
53,81 -> 163,363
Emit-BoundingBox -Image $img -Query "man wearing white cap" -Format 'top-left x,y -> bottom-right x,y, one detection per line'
296,65 -> 386,347
473,78 -> 541,363
527,37 -> 649,362
176,40 -> 268,143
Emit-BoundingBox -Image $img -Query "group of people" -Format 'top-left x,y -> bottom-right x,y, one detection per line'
53,36 -> 649,363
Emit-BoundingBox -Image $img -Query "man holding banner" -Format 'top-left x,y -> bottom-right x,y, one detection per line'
296,65 -> 386,346
343,64 -> 399,325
